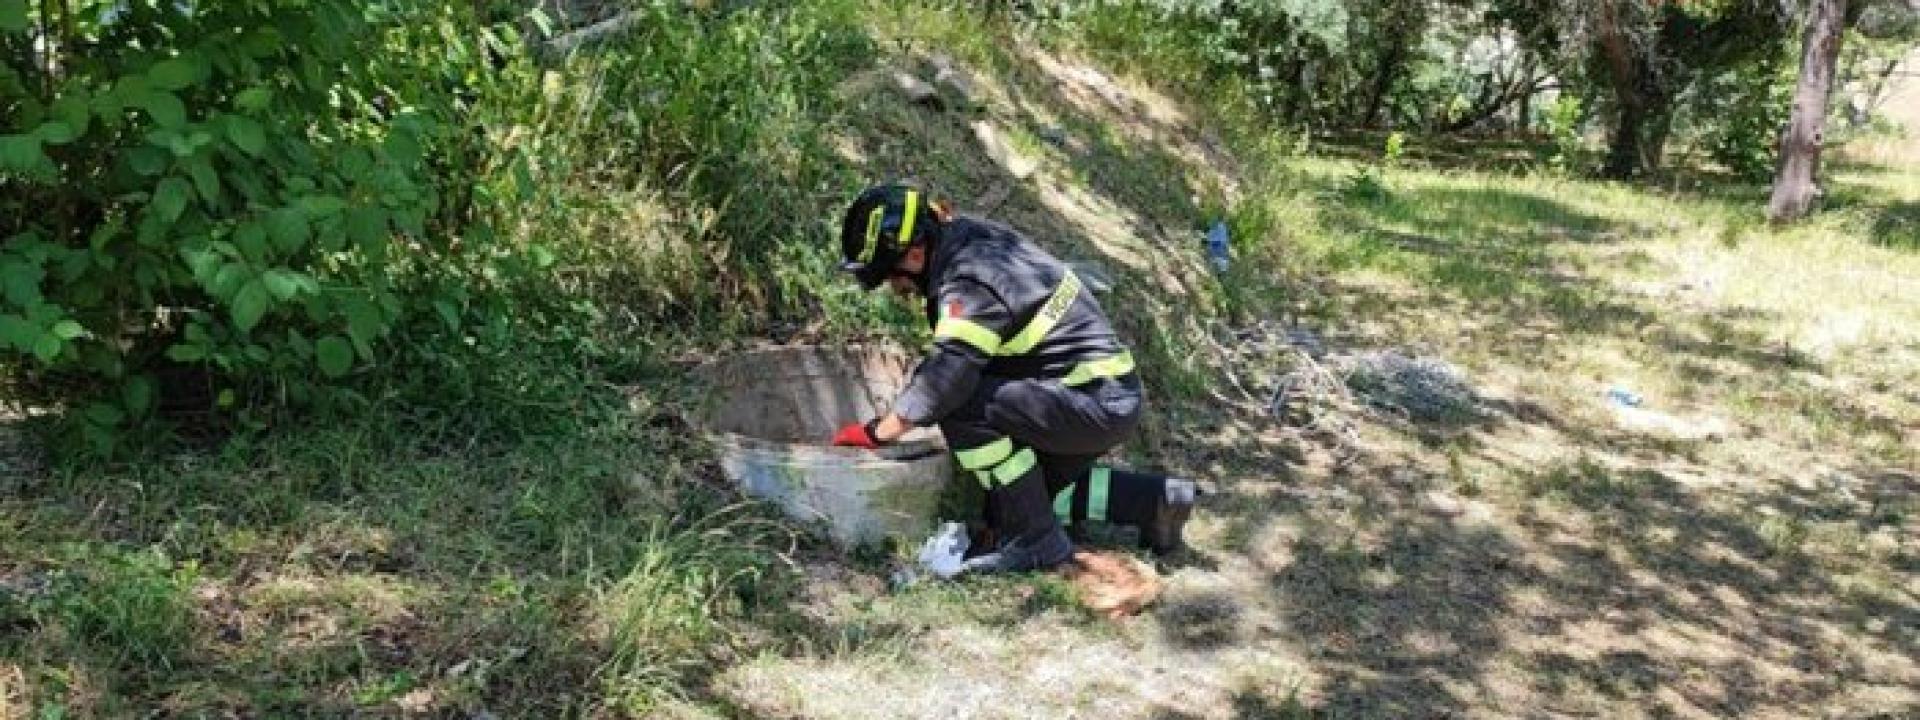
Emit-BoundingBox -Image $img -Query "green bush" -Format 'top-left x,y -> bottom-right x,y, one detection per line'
536,1 -> 873,330
1692,57 -> 1794,181
0,1 -> 547,451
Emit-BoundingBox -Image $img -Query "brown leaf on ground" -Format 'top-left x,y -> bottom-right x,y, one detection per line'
1060,550 -> 1161,619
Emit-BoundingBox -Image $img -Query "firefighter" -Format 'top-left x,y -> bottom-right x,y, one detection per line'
828,182 -> 1197,574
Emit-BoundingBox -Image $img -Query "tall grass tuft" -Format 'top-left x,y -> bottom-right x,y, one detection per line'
591,505 -> 795,713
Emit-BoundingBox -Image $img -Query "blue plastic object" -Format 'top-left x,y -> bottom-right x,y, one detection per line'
1205,219 -> 1231,273
1606,386 -> 1643,408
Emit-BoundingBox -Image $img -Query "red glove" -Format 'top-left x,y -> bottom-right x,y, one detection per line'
831,420 -> 882,449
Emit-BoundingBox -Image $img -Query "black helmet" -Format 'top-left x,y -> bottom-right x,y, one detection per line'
839,183 -> 934,289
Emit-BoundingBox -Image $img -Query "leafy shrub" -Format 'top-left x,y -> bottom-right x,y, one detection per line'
1543,93 -> 1589,173
538,0 -> 872,329
0,1 -> 547,450
1692,57 -> 1793,180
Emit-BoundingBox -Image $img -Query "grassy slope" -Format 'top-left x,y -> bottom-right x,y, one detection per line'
4,7 -> 1918,719
715,17 -> 1920,720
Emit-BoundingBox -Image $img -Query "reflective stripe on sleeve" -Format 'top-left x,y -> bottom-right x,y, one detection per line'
934,317 -> 1003,354
997,270 -> 1082,356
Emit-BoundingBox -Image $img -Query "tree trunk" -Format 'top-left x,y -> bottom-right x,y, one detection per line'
1362,41 -> 1407,128
1517,75 -> 1533,131
1603,84 -> 1673,178
1768,0 -> 1850,223
1595,0 -> 1662,178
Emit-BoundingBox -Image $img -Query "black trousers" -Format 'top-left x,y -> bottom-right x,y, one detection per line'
938,373 -> 1159,543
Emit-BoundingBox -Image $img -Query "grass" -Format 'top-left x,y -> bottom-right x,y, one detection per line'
4,2 -> 1919,717
0,383 -> 806,715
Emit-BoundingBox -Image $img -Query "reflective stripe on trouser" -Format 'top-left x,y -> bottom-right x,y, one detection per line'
939,372 -> 1141,546
955,437 -> 1038,489
1052,466 -> 1167,527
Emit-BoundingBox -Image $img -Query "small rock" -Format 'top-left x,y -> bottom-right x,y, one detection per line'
927,54 -> 977,109
890,71 -> 941,109
394,687 -> 436,713
970,121 -> 1038,179
1424,490 -> 1464,516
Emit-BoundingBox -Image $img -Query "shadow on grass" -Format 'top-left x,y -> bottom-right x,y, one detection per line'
1312,131 -> 1554,173
1263,476 -> 1518,716
807,43 -> 1920,718
1225,446 -> 1920,715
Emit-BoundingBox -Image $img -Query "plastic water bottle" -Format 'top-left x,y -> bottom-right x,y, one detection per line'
1204,219 -> 1231,273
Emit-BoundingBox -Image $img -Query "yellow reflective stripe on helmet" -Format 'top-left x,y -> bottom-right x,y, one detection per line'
859,205 -> 884,263
1062,351 -> 1135,386
998,270 -> 1082,356
898,189 -> 920,250
934,317 -> 1003,354
990,447 -> 1038,485
955,437 -> 1013,471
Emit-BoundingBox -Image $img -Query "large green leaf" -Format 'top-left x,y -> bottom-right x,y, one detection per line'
211,262 -> 250,297
345,207 -> 388,249
261,269 -> 303,301
166,343 -> 207,362
148,54 -> 204,91
233,222 -> 268,262
225,115 -> 266,156
1,259 -> 42,306
51,320 -> 85,339
235,87 -> 271,112
342,296 -> 383,347
187,157 -> 220,204
0,134 -> 47,174
0,314 -> 33,349
298,195 -> 346,216
231,278 -> 271,333
34,121 -> 75,145
152,177 -> 191,224
384,129 -> 423,166
137,90 -> 188,128
315,335 -> 354,378
84,402 -> 124,426
267,208 -> 309,254
123,376 -> 155,416
51,92 -> 91,136
127,146 -> 169,176
432,299 -> 461,330
0,0 -> 25,33
31,333 -> 61,363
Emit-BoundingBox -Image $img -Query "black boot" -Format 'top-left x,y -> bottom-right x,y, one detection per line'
1138,477 -> 1198,555
964,459 -> 1074,575
1058,468 -> 1199,555
960,525 -> 1074,575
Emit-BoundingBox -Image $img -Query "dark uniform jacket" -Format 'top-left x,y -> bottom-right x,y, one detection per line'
892,215 -> 1134,425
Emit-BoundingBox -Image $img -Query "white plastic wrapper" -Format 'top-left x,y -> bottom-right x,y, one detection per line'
916,521 -> 971,579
